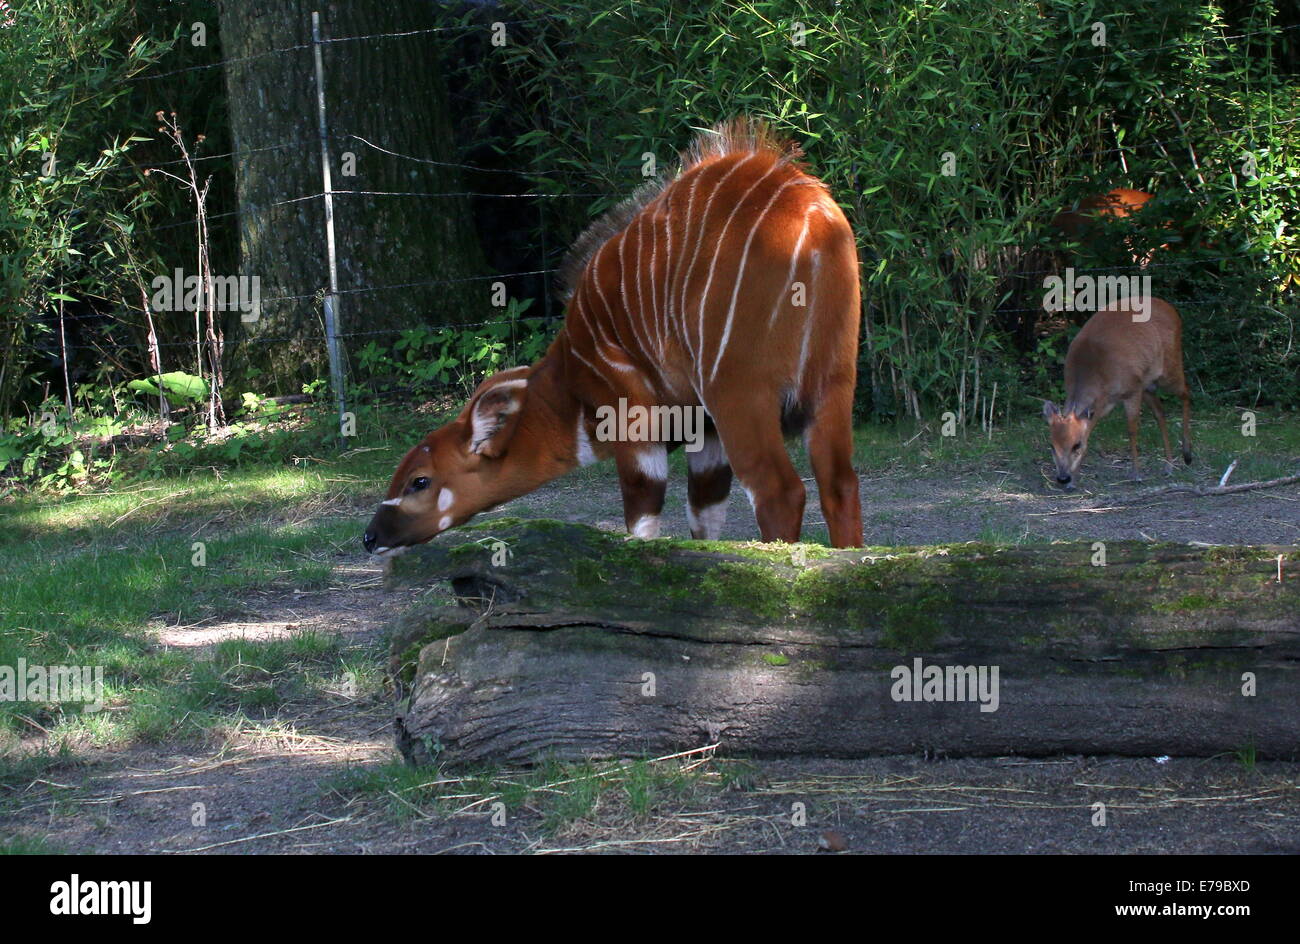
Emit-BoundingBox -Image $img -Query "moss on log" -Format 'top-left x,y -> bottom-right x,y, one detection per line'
385,519 -> 1300,766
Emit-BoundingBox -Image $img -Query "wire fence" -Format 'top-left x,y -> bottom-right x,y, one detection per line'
41,10 -> 1300,436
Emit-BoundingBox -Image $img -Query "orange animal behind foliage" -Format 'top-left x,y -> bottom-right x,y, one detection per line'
1042,296 -> 1192,489
1051,188 -> 1161,266
363,119 -> 863,553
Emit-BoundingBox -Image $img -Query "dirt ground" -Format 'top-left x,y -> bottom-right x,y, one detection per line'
507,450 -> 1300,547
4,463 -> 1298,854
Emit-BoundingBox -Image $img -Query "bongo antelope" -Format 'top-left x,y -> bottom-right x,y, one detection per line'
364,119 -> 862,554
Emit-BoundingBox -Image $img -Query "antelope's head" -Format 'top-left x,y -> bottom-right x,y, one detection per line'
1042,400 -> 1095,489
363,368 -> 552,556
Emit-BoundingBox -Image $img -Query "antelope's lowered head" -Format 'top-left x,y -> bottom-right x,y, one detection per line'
362,366 -> 577,556
1042,400 -> 1095,490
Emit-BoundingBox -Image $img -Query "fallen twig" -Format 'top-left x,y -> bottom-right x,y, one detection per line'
1117,473 -> 1300,503
1218,459 -> 1239,488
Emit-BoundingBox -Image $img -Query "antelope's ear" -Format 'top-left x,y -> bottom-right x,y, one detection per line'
1042,400 -> 1059,420
468,379 -> 527,457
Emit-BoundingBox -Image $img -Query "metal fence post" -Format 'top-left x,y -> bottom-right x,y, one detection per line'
312,10 -> 347,445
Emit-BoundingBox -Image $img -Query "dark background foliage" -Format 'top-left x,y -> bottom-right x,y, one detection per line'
2,0 -> 1297,476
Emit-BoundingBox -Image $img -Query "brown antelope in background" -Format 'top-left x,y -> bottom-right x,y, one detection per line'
1051,187 -> 1162,267
1042,295 -> 1192,489
363,118 -> 863,554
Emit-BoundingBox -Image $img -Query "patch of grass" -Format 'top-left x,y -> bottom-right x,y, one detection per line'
0,748 -> 79,800
0,835 -> 61,854
1235,740 -> 1258,771
976,520 -> 1030,545
849,406 -> 1299,482
0,426 -> 409,749
329,753 -> 728,833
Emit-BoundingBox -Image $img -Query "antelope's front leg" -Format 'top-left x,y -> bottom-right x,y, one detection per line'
614,443 -> 668,538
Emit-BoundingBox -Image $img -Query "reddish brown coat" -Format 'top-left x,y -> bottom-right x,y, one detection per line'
364,119 -> 863,553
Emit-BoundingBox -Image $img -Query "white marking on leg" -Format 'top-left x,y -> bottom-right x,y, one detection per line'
576,412 -> 597,466
635,445 -> 669,482
629,514 -> 662,539
687,500 -> 728,540
687,433 -> 728,475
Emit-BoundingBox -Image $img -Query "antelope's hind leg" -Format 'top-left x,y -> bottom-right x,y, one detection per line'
1143,389 -> 1175,473
707,393 -> 805,543
805,382 -> 862,548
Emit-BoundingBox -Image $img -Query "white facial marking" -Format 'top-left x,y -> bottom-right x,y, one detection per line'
437,488 -> 454,512
687,500 -> 728,540
438,515 -> 452,532
380,497 -> 402,507
635,446 -> 669,482
629,514 -> 661,539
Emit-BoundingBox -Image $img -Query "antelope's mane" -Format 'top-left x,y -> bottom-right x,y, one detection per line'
557,118 -> 806,302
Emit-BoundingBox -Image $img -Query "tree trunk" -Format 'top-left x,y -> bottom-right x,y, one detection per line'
385,521 -> 1300,767
215,0 -> 485,393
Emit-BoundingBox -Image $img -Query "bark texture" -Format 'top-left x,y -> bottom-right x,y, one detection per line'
386,520 -> 1300,766
216,0 -> 485,391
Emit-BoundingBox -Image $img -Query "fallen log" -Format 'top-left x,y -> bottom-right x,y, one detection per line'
385,520 -> 1300,766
